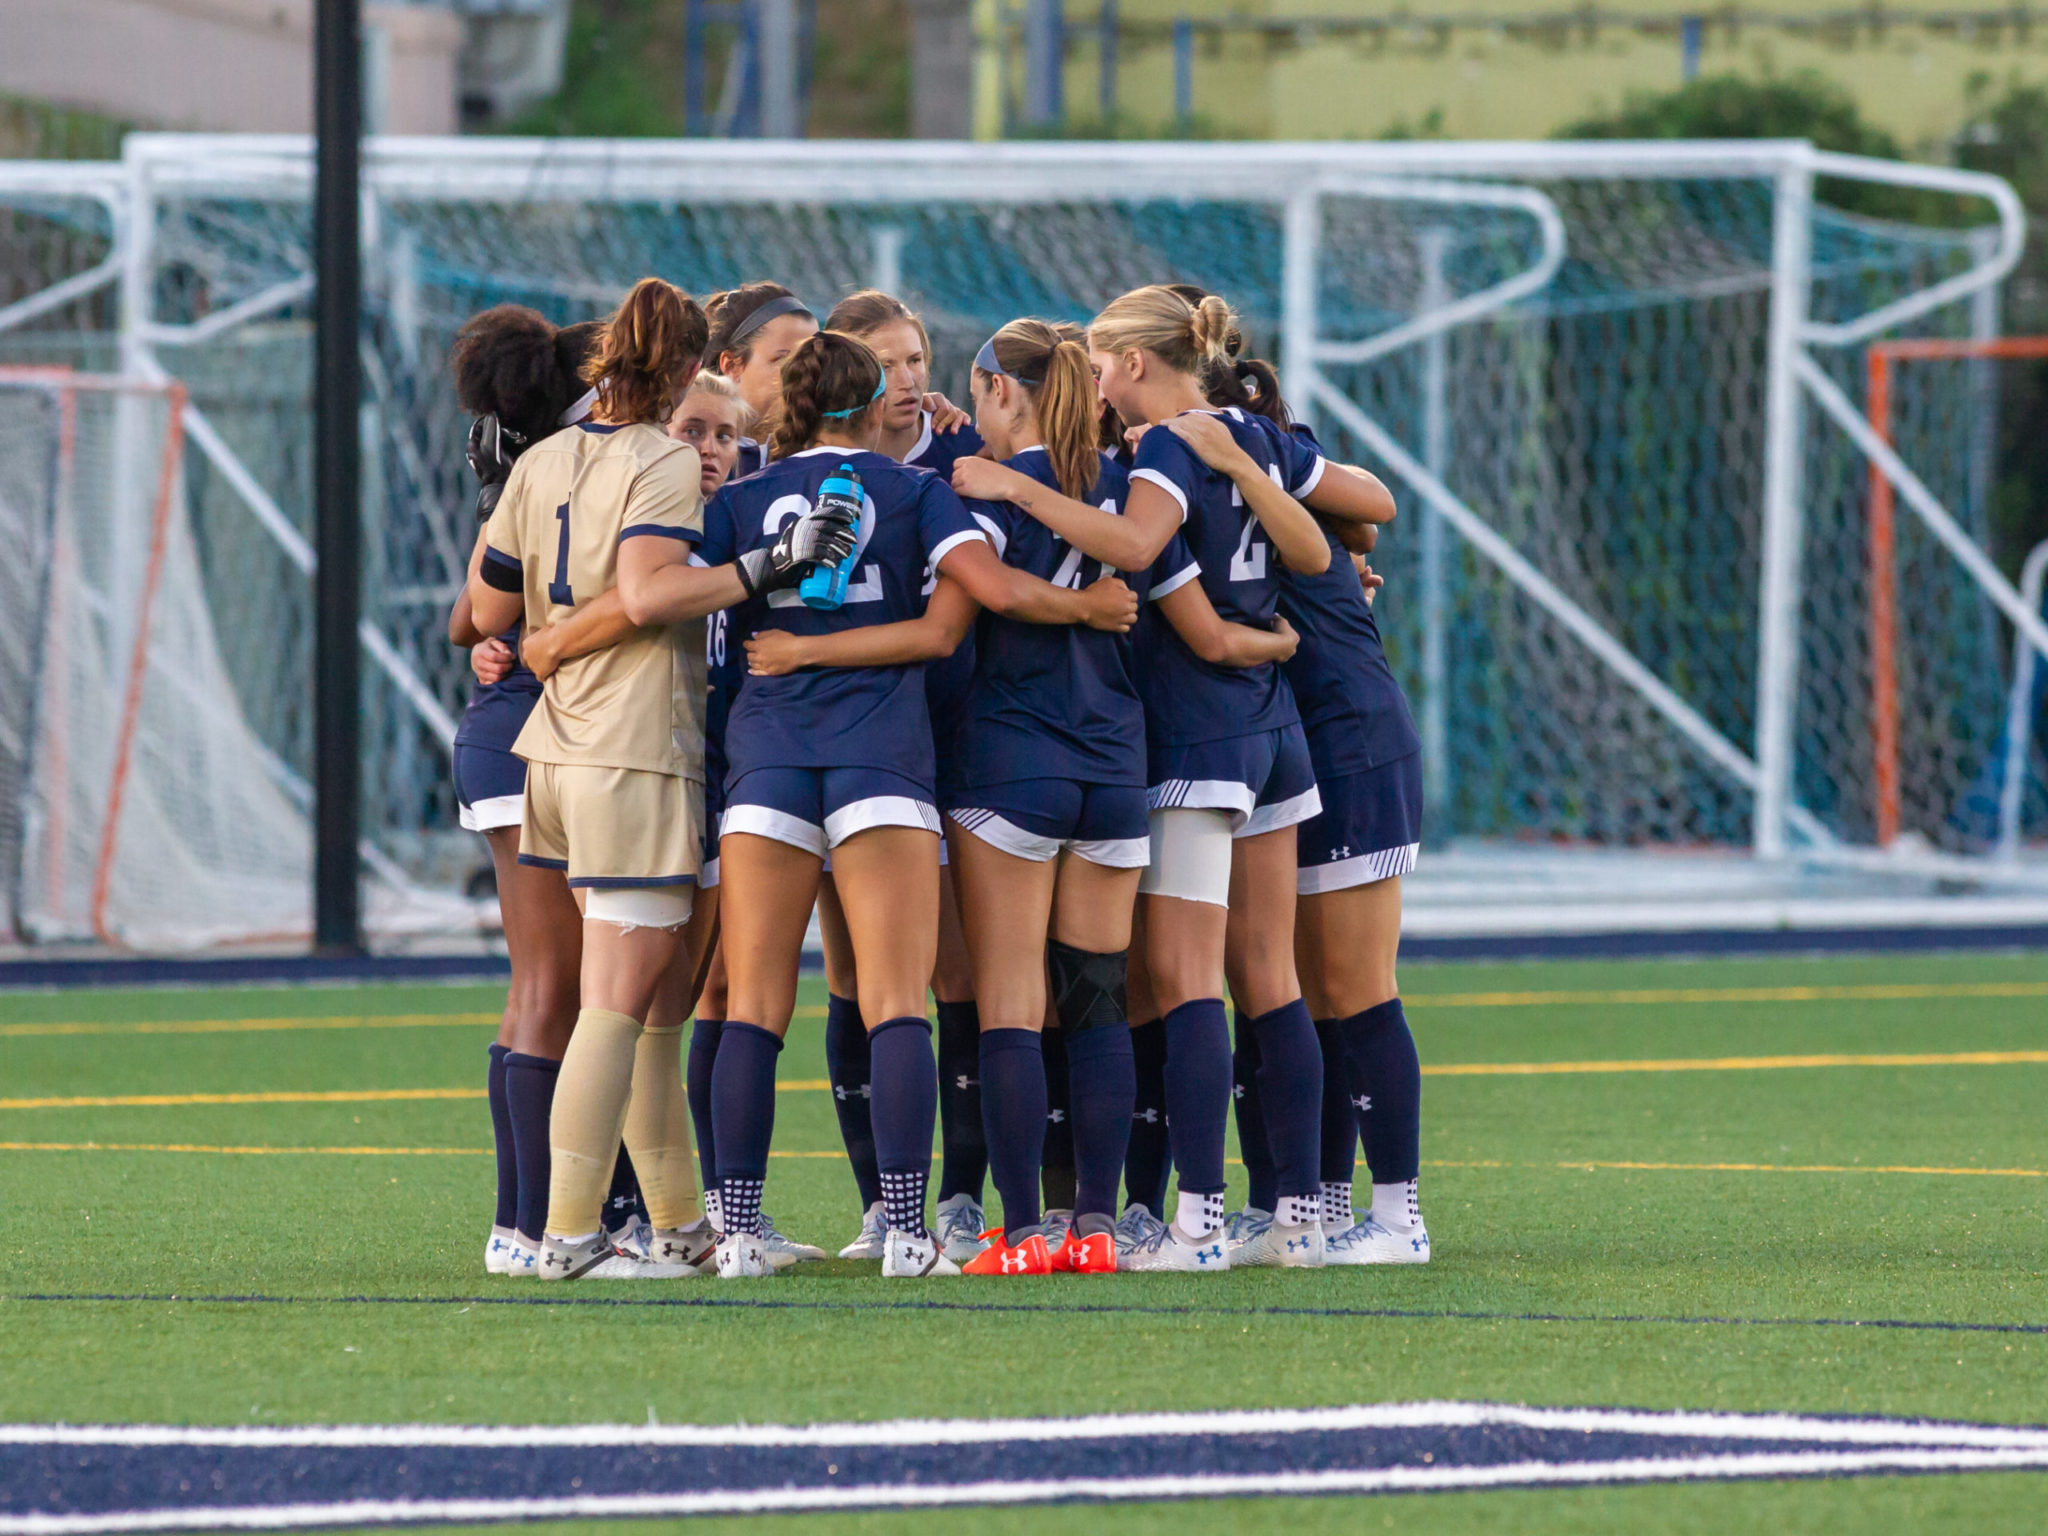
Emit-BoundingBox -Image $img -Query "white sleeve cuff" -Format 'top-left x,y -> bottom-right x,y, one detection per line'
1149,561 -> 1202,601
927,528 -> 989,570
1130,467 -> 1190,523
1294,454 -> 1328,498
970,512 -> 1009,561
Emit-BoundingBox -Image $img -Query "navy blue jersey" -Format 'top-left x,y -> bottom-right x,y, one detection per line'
1272,421 -> 1421,776
697,446 -> 986,784
734,437 -> 769,480
453,622 -> 541,752
960,449 -> 1196,788
904,414 -> 986,760
1127,408 -> 1322,748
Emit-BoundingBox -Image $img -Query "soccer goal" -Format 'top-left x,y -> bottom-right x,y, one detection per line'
0,135 -> 2037,948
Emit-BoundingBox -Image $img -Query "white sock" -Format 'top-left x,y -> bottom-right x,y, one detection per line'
1371,1179 -> 1420,1232
704,1188 -> 724,1232
1274,1193 -> 1320,1227
557,1230 -> 599,1247
1172,1188 -> 1225,1241
1321,1181 -> 1354,1229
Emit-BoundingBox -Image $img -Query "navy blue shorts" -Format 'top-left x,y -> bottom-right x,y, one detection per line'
702,735 -> 728,888
452,743 -> 525,833
1147,723 -> 1321,839
723,765 -> 940,857
946,779 -> 1150,867
1296,752 -> 1423,894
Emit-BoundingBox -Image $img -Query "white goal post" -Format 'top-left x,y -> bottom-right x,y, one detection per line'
0,134 -> 2037,947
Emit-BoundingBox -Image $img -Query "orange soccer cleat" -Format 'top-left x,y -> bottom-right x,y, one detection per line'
1049,1227 -> 1116,1274
962,1229 -> 1053,1276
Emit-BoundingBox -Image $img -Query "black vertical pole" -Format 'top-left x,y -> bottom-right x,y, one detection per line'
313,0 -> 363,955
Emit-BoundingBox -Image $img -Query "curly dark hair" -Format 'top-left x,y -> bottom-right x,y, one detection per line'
449,306 -> 595,450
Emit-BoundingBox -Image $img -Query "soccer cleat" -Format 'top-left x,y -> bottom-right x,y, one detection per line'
1232,1212 -> 1327,1268
935,1194 -> 988,1264
648,1221 -> 717,1271
1050,1227 -> 1116,1275
606,1214 -> 654,1261
715,1231 -> 772,1279
882,1228 -> 962,1278
538,1232 -> 697,1281
759,1211 -> 827,1269
963,1228 -> 1051,1276
507,1236 -> 540,1277
1040,1207 -> 1073,1254
1223,1207 -> 1273,1251
485,1226 -> 520,1275
838,1201 -> 888,1261
1118,1220 -> 1231,1273
1112,1205 -> 1168,1271
1324,1216 -> 1431,1265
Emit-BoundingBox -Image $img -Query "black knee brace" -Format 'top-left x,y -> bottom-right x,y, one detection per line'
1047,939 -> 1127,1034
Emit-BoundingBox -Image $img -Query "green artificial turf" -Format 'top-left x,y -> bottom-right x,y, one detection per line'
2,951 -> 2045,1533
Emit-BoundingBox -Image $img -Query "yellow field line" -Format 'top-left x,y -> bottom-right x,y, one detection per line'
1406,980 -> 2048,1009
0,1141 -> 874,1160
1422,1049 -> 2048,1077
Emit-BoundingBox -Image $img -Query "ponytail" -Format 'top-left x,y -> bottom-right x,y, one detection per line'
1159,282 -> 1292,426
584,278 -> 710,426
978,317 -> 1100,501
1088,284 -> 1236,379
770,330 -> 884,461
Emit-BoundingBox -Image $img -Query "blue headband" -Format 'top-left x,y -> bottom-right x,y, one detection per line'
973,336 -> 1011,379
820,370 -> 886,419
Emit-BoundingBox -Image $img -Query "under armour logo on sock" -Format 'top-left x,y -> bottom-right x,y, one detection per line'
1134,1108 -> 1161,1124
954,1075 -> 978,1091
1352,1094 -> 1372,1112
833,1084 -> 872,1102
1330,845 -> 1351,860
1046,1108 -> 1066,1124
1231,1083 -> 1245,1099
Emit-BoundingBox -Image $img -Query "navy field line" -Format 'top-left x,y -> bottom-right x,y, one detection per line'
5,1402 -> 2048,1532
7,1291 -> 2047,1337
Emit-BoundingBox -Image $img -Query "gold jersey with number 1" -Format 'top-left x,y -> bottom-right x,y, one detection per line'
481,419 -> 708,781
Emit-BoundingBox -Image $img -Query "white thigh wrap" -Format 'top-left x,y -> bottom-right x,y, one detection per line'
584,886 -> 695,930
1136,807 -> 1234,907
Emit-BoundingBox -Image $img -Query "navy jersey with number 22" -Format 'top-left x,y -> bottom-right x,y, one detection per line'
696,446 -> 986,787
1128,408 -> 1326,747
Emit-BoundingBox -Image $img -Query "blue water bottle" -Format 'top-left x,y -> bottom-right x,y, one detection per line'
799,464 -> 863,611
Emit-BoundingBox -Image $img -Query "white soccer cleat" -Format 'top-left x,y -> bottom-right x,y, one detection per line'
1232,1212 -> 1327,1269
838,1201 -> 888,1260
538,1232 -> 698,1281
715,1231 -> 773,1279
647,1221 -> 717,1271
935,1194 -> 988,1264
606,1214 -> 654,1262
759,1211 -> 828,1269
507,1237 -> 539,1277
882,1228 -> 961,1278
485,1226 -> 520,1275
1112,1205 -> 1167,1270
1325,1216 -> 1431,1265
1223,1207 -> 1272,1251
1118,1220 -> 1231,1274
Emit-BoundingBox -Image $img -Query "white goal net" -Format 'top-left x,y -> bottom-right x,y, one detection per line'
0,136 -> 2041,947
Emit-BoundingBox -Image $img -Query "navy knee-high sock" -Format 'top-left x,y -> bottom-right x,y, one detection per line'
1039,1025 -> 1076,1211
823,994 -> 882,1210
1316,1016 -> 1359,1191
1250,998 -> 1323,1208
1161,998 -> 1231,1199
1124,1018 -> 1171,1216
869,1016 -> 938,1238
710,1022 -> 782,1238
487,1043 -> 517,1233
1231,1010 -> 1277,1213
605,1145 -> 645,1232
686,1017 -> 723,1195
977,1028 -> 1046,1235
935,1000 -> 987,1205
502,1051 -> 560,1246
1339,998 -> 1422,1185
1067,1023 -> 1134,1223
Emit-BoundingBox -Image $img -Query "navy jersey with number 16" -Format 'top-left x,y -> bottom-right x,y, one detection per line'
1127,408 -> 1325,747
695,446 -> 986,787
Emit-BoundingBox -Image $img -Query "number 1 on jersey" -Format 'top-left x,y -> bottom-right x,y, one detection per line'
549,500 -> 574,605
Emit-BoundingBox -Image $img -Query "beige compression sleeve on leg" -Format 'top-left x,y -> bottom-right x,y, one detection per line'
545,1008 -> 645,1239
622,1021 -> 702,1229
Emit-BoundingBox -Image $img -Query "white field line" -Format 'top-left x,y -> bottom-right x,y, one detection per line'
6,1447 -> 2048,1535
5,1401 -> 2047,1451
